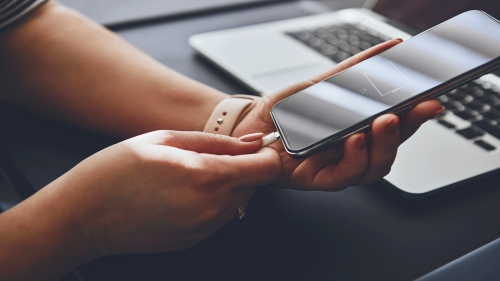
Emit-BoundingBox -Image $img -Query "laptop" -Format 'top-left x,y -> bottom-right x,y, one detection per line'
190,0 -> 500,197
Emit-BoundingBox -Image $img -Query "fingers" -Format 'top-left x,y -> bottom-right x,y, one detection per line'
148,130 -> 281,187
356,114 -> 400,185
156,131 -> 265,156
400,99 -> 444,143
293,133 -> 368,191
202,146 -> 282,189
338,99 -> 442,186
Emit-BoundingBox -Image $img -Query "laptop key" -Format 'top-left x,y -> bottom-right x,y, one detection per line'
482,109 -> 500,121
437,120 -> 456,129
325,25 -> 339,33
345,26 -> 362,36
453,110 -> 477,120
474,91 -> 496,103
474,140 -> 496,151
337,41 -> 351,52
460,83 -> 473,92
440,97 -> 461,109
348,35 -> 360,46
326,36 -> 341,45
336,29 -> 348,39
370,37 -> 384,45
320,45 -> 339,56
469,85 -> 484,94
314,29 -> 330,39
447,89 -> 467,100
472,120 -> 500,139
290,31 -> 313,41
306,37 -> 326,49
456,127 -> 485,139
359,32 -> 372,42
360,42 -> 372,50
464,100 -> 486,111
492,103 -> 500,111
348,46 -> 362,55
334,51 -> 350,62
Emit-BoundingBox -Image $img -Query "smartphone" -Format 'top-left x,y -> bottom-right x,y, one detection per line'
271,10 -> 500,159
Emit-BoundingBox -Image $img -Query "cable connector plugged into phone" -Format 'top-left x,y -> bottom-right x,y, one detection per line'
261,132 -> 281,147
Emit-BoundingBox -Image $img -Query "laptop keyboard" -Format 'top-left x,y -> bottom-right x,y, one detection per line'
287,23 -> 392,63
286,23 -> 499,152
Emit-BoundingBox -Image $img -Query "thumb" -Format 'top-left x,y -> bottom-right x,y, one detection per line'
161,131 -> 264,155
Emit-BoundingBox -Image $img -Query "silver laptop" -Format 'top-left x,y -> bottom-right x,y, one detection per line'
189,0 -> 500,196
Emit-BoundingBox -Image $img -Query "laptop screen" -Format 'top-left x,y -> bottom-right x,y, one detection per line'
374,0 -> 500,31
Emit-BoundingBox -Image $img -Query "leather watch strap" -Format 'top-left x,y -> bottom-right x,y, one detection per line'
203,95 -> 258,136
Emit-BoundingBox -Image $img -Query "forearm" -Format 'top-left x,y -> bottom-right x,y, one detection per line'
0,1 -> 227,138
0,179 -> 95,280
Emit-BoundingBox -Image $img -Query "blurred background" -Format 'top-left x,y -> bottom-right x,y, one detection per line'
58,0 -> 365,26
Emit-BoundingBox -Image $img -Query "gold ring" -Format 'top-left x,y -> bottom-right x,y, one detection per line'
237,206 -> 246,220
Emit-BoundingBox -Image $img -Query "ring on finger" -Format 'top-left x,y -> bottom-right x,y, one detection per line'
237,206 -> 246,220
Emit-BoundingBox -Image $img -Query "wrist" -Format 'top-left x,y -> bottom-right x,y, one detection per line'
203,94 -> 261,136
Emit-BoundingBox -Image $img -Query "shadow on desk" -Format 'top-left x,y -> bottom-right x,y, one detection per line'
72,174 -> 500,281
75,186 -> 317,281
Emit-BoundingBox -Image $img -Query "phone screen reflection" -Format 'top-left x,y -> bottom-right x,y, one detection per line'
273,11 -> 500,150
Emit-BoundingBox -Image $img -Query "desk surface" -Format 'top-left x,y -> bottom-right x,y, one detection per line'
1,1 -> 500,281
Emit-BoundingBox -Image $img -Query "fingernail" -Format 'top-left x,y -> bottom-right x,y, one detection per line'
396,38 -> 403,42
428,106 -> 445,119
356,133 -> 366,151
385,116 -> 399,136
239,133 -> 264,143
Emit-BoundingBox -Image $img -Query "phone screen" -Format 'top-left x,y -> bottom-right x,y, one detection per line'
272,11 -> 500,151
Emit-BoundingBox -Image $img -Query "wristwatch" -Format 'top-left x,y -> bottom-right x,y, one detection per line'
203,95 -> 258,136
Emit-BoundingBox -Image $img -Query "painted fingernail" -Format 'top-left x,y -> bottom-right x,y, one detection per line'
428,105 -> 445,119
239,133 -> 264,143
385,116 -> 399,136
356,133 -> 366,151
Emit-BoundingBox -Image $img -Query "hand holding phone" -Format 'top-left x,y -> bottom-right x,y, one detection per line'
231,39 -> 443,191
272,11 -> 500,159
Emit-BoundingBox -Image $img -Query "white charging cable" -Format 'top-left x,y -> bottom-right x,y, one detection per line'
261,132 -> 281,147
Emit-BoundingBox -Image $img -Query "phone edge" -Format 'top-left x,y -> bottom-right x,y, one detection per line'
271,57 -> 500,159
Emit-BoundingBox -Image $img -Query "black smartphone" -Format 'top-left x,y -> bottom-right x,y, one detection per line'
271,10 -> 500,159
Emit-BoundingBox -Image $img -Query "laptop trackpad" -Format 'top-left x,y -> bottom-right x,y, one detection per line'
253,63 -> 330,94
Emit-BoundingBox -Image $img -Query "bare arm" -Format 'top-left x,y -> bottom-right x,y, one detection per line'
0,179 -> 96,281
0,131 -> 280,280
0,1 -> 227,138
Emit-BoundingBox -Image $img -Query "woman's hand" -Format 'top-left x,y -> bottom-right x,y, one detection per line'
0,130 -> 281,280
0,131 -> 281,280
65,130 -> 281,256
232,39 -> 444,191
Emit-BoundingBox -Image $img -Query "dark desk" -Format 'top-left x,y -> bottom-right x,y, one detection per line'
1,1 -> 499,280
